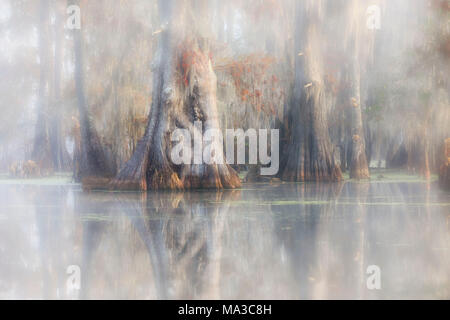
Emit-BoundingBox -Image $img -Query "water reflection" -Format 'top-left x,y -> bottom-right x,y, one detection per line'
0,181 -> 448,299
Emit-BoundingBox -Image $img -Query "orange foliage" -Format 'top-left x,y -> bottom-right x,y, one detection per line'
215,54 -> 282,115
430,0 -> 450,11
181,49 -> 199,86
177,40 -> 212,87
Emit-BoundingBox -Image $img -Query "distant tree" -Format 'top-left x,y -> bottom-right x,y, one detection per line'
71,0 -> 116,180
49,0 -> 71,171
343,0 -> 370,179
31,0 -> 53,171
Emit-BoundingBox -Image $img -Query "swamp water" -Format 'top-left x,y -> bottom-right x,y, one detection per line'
0,173 -> 448,299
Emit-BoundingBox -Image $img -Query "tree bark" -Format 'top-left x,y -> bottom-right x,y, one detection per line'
281,0 -> 342,182
343,0 -> 370,180
111,0 -> 240,191
348,73 -> 370,179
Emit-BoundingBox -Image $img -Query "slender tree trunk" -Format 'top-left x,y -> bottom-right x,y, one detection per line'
72,0 -> 115,179
32,0 -> 53,171
347,55 -> 370,179
281,0 -> 342,182
439,138 -> 450,190
347,0 -> 370,180
111,0 -> 240,190
421,122 -> 431,179
71,117 -> 82,181
50,0 -> 71,172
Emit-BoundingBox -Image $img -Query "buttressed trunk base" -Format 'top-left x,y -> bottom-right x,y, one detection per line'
111,38 -> 241,191
282,84 -> 343,182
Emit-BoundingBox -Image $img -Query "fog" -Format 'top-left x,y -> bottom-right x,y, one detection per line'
0,0 -> 447,178
0,0 -> 449,301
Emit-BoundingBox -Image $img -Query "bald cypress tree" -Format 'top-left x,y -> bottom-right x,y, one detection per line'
112,0 -> 241,190
281,0 -> 342,182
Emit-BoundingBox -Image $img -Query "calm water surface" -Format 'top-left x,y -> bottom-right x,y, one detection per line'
0,180 -> 449,299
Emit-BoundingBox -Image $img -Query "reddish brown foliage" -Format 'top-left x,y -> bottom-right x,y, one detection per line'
216,54 -> 282,116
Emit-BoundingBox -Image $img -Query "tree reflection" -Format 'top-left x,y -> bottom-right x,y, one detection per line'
0,180 -> 448,299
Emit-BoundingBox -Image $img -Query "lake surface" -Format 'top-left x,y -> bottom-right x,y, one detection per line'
0,177 -> 449,299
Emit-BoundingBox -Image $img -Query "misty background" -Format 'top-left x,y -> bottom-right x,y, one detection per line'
0,0 -> 448,180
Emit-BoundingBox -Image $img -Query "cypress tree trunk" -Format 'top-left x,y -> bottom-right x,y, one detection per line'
347,0 -> 370,180
50,1 -> 71,172
439,138 -> 450,190
32,0 -> 53,171
72,0 -> 115,179
111,0 -> 240,190
281,0 -> 342,182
